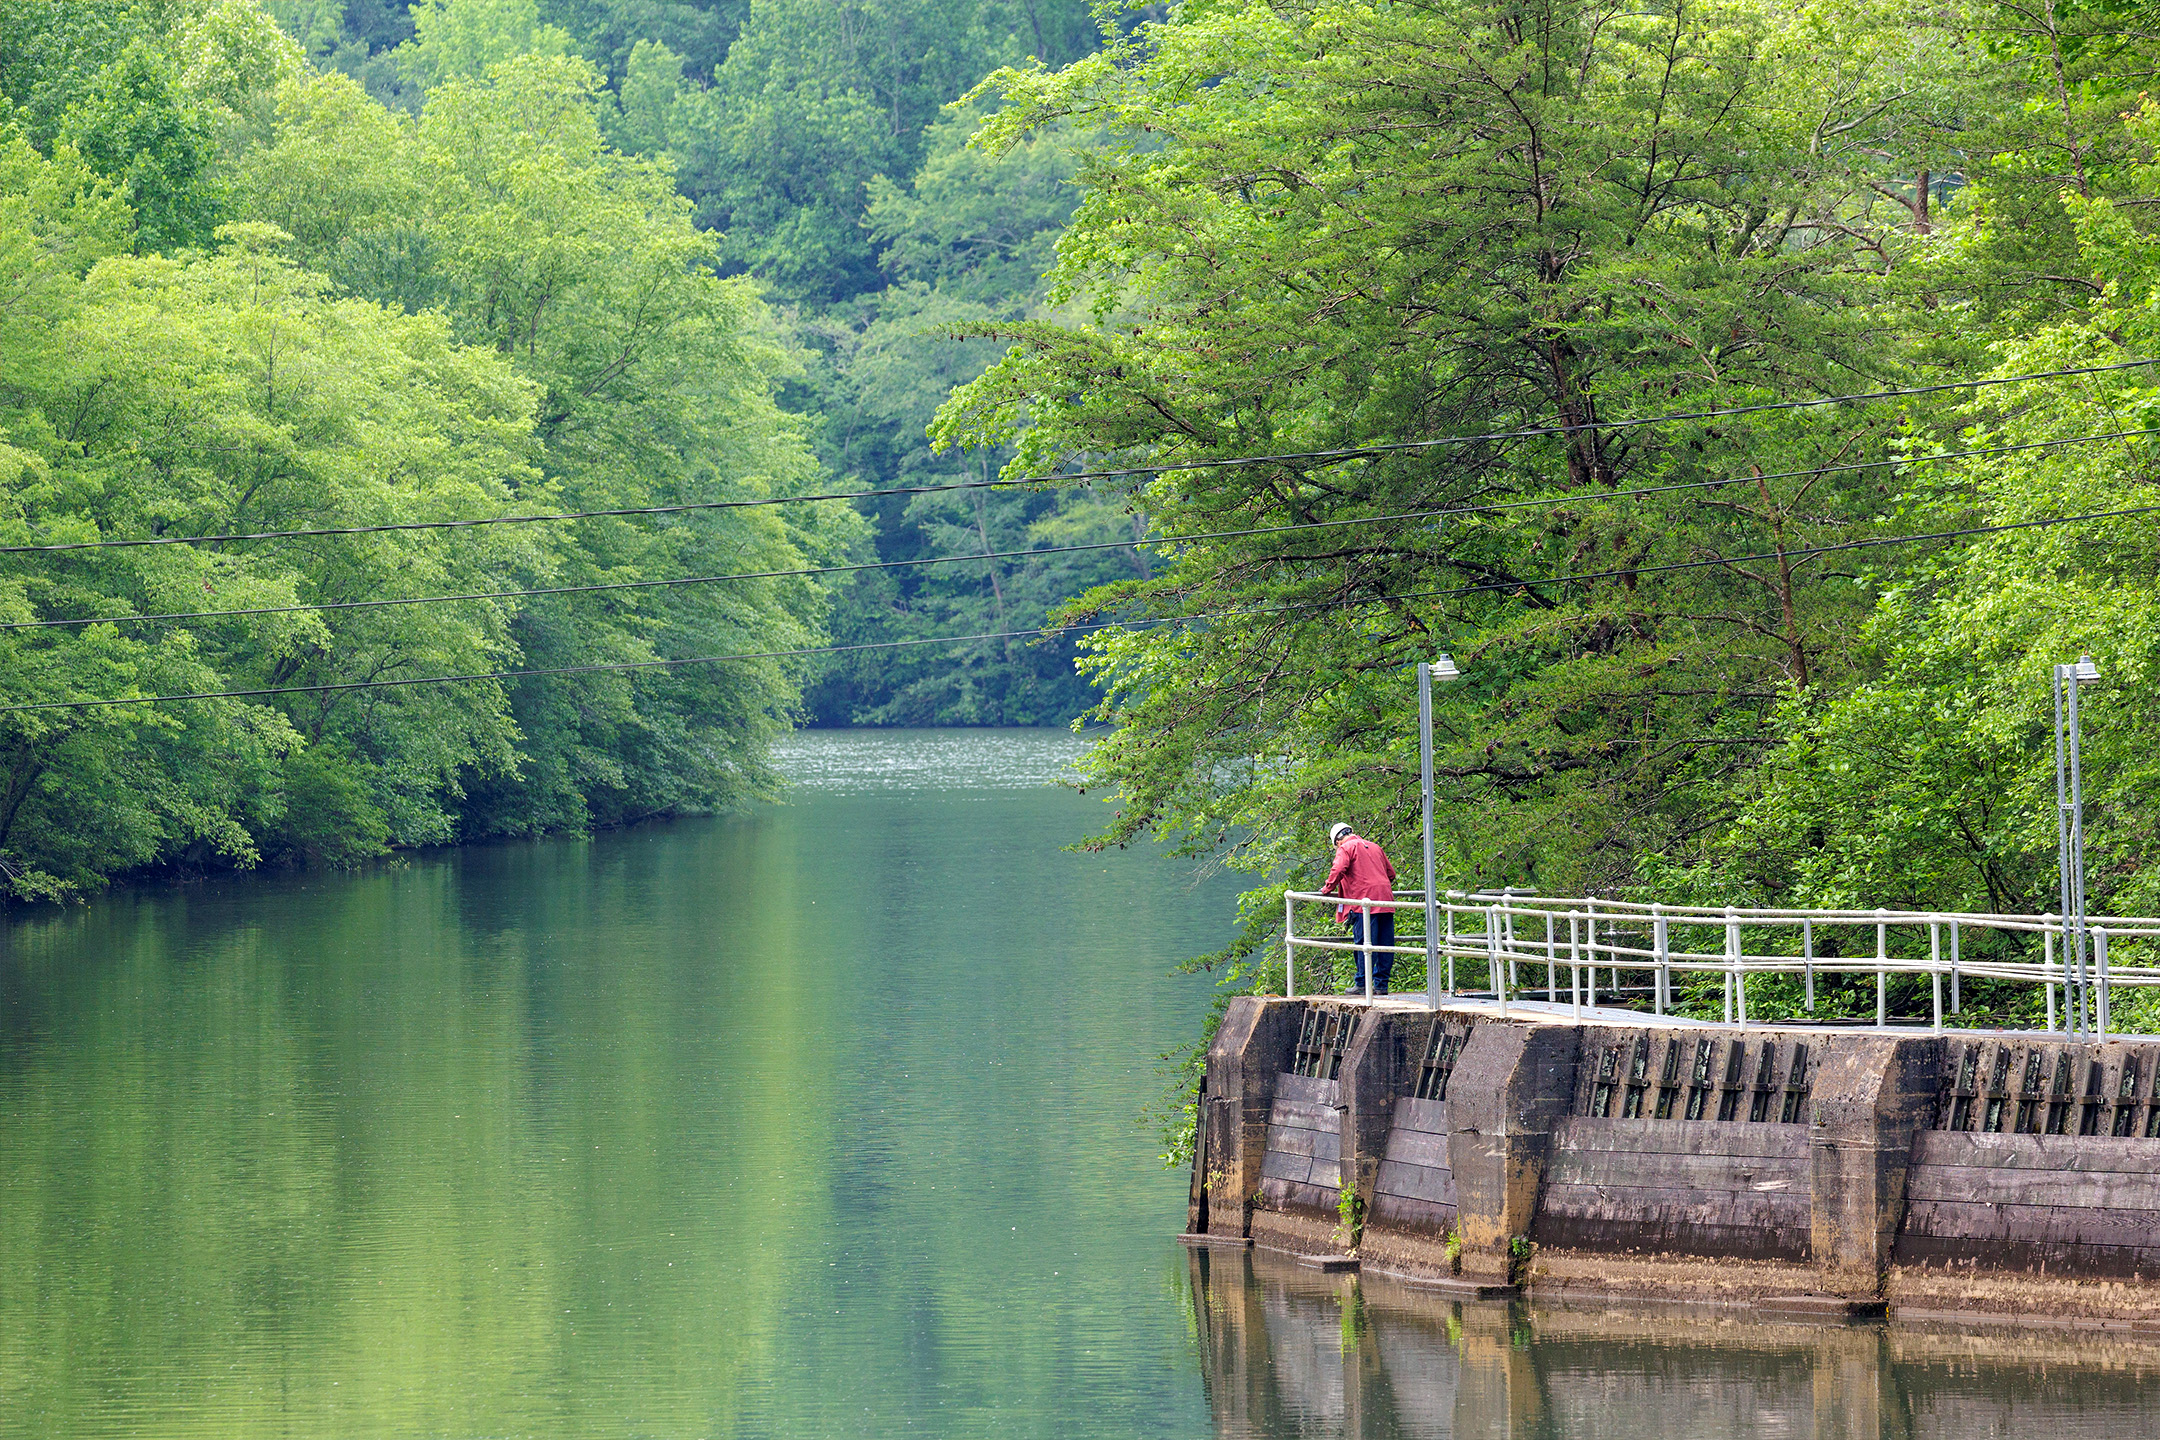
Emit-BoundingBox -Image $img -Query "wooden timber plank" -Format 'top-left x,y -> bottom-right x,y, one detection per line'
1911,1131 -> 2160,1174
1552,1115 -> 1809,1159
1275,1073 -> 1341,1106
1543,1147 -> 1807,1194
1375,1159 -> 1454,1204
1381,1128 -> 1452,1169
1540,1182 -> 1808,1234
1900,1198 -> 2160,1252
1368,1192 -> 1459,1235
1262,1178 -> 1339,1213
1268,1099 -> 1340,1131
1266,1126 -> 1326,1160
1395,1096 -> 1449,1132
1905,1164 -> 2160,1210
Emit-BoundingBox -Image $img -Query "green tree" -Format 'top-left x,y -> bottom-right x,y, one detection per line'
798,111 -> 1125,724
235,55 -> 861,833
932,0 -> 1970,960
58,40 -> 222,252
1726,107 -> 2160,923
666,0 -> 1095,301
0,125 -> 551,894
394,0 -> 576,90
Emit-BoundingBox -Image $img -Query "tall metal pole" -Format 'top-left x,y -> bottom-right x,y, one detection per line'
1421,661 -> 1439,1010
2055,658 -> 2098,1035
2070,669 -> 2091,1033
2054,666 -> 2077,1033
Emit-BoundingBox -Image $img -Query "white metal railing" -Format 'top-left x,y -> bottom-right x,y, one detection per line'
1282,889 -> 2160,1037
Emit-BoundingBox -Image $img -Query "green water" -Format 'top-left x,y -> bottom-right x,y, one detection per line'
0,730 -> 1224,1437
5,728 -> 2160,1438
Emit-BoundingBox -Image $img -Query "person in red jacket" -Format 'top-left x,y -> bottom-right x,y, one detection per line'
1322,822 -> 1398,996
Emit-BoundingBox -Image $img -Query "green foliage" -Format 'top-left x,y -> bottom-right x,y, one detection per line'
272,747 -> 393,865
864,106 -> 1074,306
0,13 -> 862,900
666,0 -> 1096,301
59,41 -> 222,252
394,0 -> 575,91
941,0 -> 1936,897
0,130 -> 542,892
235,54 -> 860,836
1334,1175 -> 1363,1248
795,110 -> 1126,725
0,1 -> 187,144
1718,111 -> 2160,936
605,36 -> 684,153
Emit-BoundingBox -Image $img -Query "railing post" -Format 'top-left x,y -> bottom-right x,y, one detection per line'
1723,908 -> 1737,1025
1445,900 -> 1457,996
1586,899 -> 1599,1011
1734,910 -> 1748,1026
2044,916 -> 2057,1032
1875,910 -> 1888,1029
1653,905 -> 1669,1016
1491,905 -> 1508,1016
1285,889 -> 1297,1000
1363,901 -> 1375,1001
1509,932 -> 1519,995
1930,921 -> 1943,1033
1545,912 -> 1557,1004
1803,918 -> 1815,1013
2097,926 -> 2111,1038
1950,919 -> 1960,1017
1570,912 -> 1582,1019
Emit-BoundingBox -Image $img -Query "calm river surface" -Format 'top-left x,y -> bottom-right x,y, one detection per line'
3,728 -> 2159,1438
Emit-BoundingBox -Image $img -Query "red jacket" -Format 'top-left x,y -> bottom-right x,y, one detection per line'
1323,835 -> 1396,922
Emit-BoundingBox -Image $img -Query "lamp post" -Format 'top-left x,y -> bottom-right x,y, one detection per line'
2054,654 -> 2100,1035
1420,654 -> 1461,1010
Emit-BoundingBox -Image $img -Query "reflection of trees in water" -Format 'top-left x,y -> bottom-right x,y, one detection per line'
1185,1249 -> 2160,1440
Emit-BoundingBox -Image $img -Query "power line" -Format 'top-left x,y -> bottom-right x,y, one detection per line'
0,502 -> 1453,632
3,357 -> 2152,555
1069,358 -> 2160,478
9,495 -> 2156,714
1379,499 -> 2160,606
0,477 -> 1037,556
9,425 -> 2154,633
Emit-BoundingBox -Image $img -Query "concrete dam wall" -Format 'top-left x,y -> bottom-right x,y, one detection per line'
1187,996 -> 2160,1323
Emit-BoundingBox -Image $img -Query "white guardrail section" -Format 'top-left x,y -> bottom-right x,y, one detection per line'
1283,889 -> 2160,1036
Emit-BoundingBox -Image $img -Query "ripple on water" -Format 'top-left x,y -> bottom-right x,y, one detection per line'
772,726 -> 1090,792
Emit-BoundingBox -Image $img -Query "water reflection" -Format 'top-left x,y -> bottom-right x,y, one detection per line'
1188,1247 -> 2160,1439
0,731 -> 1228,1438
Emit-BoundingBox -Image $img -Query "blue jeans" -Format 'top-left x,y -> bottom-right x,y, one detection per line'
1346,911 -> 1395,995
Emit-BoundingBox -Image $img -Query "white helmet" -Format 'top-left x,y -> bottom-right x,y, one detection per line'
1329,823 -> 1353,844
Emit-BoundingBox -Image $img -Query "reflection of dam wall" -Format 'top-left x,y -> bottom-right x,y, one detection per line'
1191,998 -> 2160,1318
1188,1247 -> 2160,1440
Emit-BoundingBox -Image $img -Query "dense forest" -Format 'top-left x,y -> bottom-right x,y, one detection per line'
0,0 -> 1132,900
9,0 -> 2160,999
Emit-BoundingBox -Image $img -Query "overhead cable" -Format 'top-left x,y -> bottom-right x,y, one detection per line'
9,494 -> 2158,714
8,425 -> 2154,633
2,357 -> 2152,555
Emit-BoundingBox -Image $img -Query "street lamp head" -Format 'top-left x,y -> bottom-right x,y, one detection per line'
2076,655 -> 2100,683
1430,653 -> 1460,682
